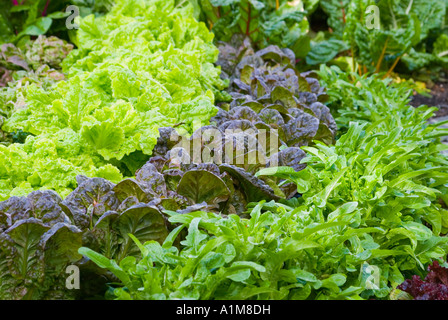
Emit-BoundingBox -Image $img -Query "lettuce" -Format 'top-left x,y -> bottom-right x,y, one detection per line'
0,0 -> 230,200
0,37 -> 72,147
0,176 -> 170,300
398,260 -> 448,300
0,190 -> 83,300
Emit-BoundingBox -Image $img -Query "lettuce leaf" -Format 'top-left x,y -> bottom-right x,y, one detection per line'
1,0 -> 229,200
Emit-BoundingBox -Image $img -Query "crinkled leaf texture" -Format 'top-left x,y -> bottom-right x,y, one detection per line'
60,175 -> 170,262
0,0 -> 229,200
139,124 -> 311,215
0,190 -> 82,300
398,261 -> 448,300
214,39 -> 335,148
0,174 -> 172,299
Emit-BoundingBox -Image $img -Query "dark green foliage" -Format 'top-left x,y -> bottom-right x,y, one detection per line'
196,0 -> 311,59
313,0 -> 448,74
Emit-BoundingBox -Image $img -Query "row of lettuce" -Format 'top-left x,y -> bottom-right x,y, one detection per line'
0,0 -> 447,300
3,65 -> 446,299
80,67 -> 448,300
80,64 -> 448,299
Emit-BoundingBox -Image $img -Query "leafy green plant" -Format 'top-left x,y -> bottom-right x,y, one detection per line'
317,65 -> 448,138
257,127 -> 448,298
402,33 -> 448,73
78,86 -> 448,299
0,0 -> 116,47
78,202 -> 370,300
196,0 -> 311,59
0,0 -> 74,46
1,0 -> 448,303
305,0 -> 448,77
0,36 -> 71,146
137,41 -> 338,211
318,0 -> 350,37
254,66 -> 448,298
306,38 -> 349,66
79,171 -> 448,301
0,0 -> 230,200
345,0 -> 422,77
319,64 -> 448,207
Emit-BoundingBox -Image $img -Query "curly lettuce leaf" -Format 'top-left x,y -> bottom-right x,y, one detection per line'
1,0 -> 229,200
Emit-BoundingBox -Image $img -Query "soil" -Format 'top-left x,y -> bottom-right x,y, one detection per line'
410,82 -> 448,118
410,82 -> 448,156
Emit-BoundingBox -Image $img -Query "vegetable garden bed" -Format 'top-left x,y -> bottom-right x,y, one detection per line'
0,0 -> 448,301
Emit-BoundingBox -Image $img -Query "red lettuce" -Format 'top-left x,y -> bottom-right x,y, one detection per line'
398,261 -> 448,300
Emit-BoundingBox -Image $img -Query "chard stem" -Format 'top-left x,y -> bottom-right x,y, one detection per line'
375,38 -> 389,73
383,55 -> 402,79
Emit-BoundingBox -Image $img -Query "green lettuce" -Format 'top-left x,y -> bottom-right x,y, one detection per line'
0,0 -> 229,200
0,37 -> 72,147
